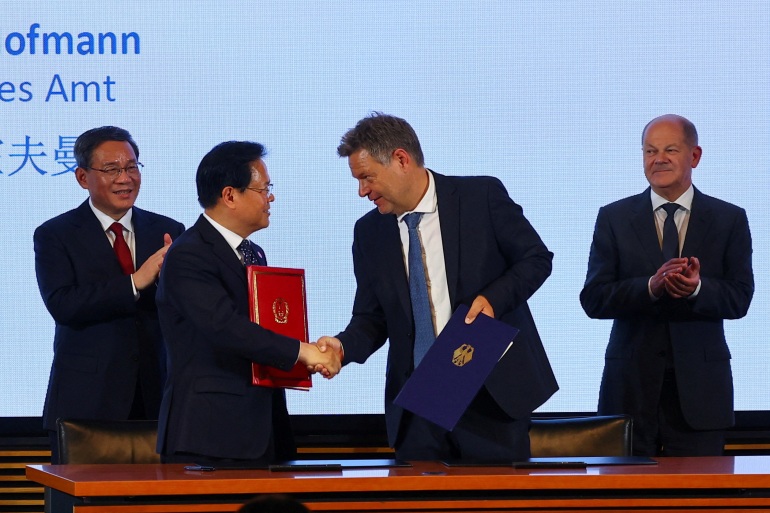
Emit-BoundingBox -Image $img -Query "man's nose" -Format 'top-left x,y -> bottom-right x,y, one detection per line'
115,170 -> 133,182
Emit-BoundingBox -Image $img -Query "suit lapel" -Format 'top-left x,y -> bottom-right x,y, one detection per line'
681,187 -> 713,258
629,189 -> 665,268
371,173 -> 458,322
434,173 -> 460,305
71,201 -> 123,270
195,215 -> 249,285
132,207 -> 156,267
250,242 -> 267,266
374,214 -> 412,321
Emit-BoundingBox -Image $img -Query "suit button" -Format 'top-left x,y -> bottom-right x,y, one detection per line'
658,351 -> 666,357
131,355 -> 139,362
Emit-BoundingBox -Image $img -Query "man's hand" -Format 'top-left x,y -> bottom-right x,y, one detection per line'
665,256 -> 701,298
650,257 -> 688,298
311,336 -> 344,376
133,233 -> 173,290
316,336 -> 343,355
465,295 -> 495,324
299,340 -> 341,379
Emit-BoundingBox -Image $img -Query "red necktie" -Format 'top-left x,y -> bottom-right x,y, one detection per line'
109,222 -> 135,275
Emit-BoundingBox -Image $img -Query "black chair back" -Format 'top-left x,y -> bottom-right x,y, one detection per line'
530,415 -> 633,457
56,418 -> 161,464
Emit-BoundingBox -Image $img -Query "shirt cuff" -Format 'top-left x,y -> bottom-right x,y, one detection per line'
648,276 -> 660,300
294,343 -> 302,366
130,275 -> 139,300
688,279 -> 702,299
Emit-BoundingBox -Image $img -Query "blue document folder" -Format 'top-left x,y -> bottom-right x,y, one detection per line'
394,304 -> 519,431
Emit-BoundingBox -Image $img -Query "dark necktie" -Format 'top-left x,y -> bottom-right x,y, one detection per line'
660,203 -> 681,260
109,222 -> 134,275
404,213 -> 435,367
238,239 -> 260,266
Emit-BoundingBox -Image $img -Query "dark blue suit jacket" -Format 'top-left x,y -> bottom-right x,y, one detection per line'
581,187 -> 754,430
155,215 -> 299,460
34,200 -> 184,431
337,172 -> 559,447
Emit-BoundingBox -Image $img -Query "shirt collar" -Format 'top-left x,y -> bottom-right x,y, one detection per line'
650,184 -> 694,212
397,169 -> 438,222
202,212 -> 246,252
89,198 -> 133,233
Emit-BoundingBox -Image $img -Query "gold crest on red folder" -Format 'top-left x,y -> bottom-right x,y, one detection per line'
272,297 -> 289,324
247,265 -> 311,389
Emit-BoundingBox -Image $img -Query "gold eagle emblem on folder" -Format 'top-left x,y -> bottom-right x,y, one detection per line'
452,343 -> 474,367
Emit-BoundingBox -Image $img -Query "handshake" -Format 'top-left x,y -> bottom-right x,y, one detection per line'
297,336 -> 344,379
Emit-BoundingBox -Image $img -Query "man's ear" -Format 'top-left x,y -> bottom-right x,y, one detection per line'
690,145 -> 703,168
220,186 -> 237,209
392,148 -> 411,170
75,167 -> 89,190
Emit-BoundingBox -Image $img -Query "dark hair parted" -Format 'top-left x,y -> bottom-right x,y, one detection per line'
337,112 -> 425,166
196,141 -> 267,209
74,126 -> 139,169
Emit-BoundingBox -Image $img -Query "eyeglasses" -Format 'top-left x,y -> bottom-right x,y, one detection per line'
245,183 -> 274,196
88,162 -> 144,178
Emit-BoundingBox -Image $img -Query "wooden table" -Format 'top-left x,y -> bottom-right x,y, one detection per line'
26,456 -> 770,512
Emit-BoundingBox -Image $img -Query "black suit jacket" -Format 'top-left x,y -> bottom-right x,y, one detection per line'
337,172 -> 558,446
580,187 -> 754,430
155,215 -> 300,460
34,200 -> 184,431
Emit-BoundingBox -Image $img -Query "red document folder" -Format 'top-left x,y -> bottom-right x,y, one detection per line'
247,265 -> 312,390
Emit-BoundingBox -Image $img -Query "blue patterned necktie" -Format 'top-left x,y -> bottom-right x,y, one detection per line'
403,213 -> 435,367
660,203 -> 681,260
238,239 -> 260,266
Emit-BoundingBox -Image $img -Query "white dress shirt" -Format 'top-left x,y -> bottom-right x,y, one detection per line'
89,199 -> 138,297
203,212 -> 259,264
648,185 -> 701,299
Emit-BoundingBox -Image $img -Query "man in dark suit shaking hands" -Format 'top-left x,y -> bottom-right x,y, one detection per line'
317,113 -> 558,462
34,126 -> 185,462
581,114 -> 754,456
155,141 -> 340,464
